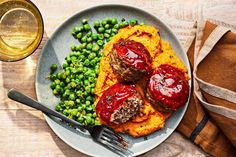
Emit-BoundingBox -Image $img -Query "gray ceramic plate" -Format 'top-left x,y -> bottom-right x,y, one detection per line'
35,4 -> 191,157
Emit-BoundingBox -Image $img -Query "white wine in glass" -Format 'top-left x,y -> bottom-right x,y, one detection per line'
0,0 -> 44,61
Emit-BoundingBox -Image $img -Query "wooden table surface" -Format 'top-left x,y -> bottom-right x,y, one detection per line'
1,0 -> 236,156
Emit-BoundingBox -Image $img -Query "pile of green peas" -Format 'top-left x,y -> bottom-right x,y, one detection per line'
49,18 -> 142,126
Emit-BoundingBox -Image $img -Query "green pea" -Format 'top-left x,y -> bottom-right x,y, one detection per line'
92,112 -> 97,118
71,31 -> 76,36
111,18 -> 117,25
140,22 -> 145,26
78,26 -> 84,31
84,59 -> 90,66
94,20 -> 100,27
85,101 -> 91,106
73,27 -> 80,33
76,32 -> 83,39
101,20 -> 107,26
77,106 -> 83,111
129,19 -> 137,26
60,82 -> 65,87
113,24 -> 119,29
97,40 -> 104,46
70,81 -> 77,88
90,83 -> 95,87
81,109 -> 86,115
88,76 -> 94,82
98,27 -> 105,33
78,74 -> 83,80
84,80 -> 89,85
104,24 -> 110,29
63,109 -> 69,116
106,18 -> 111,23
81,43 -> 87,49
81,36 -> 87,43
55,105 -> 62,111
62,92 -> 67,99
67,100 -> 75,107
83,67 -> 88,72
82,19 -> 88,24
71,56 -> 77,62
85,86 -> 91,93
77,117 -> 84,123
95,67 -> 99,74
91,88 -> 95,94
110,32 -> 116,37
62,63 -> 68,69
70,51 -> 76,56
53,89 -> 58,95
89,52 -> 96,59
90,59 -> 96,66
106,38 -> 110,42
64,89 -> 70,95
84,23 -> 91,31
75,45 -> 80,51
87,37 -> 93,43
81,104 -> 86,110
50,64 -> 57,72
105,29 -> 111,34
62,72 -> 67,80
76,98 -> 81,104
54,79 -> 60,85
91,34 -> 98,40
86,43 -> 93,50
56,72 -> 63,79
86,106 -> 93,111
65,77 -> 70,83
76,90 -> 83,97
87,31 -> 92,37
50,82 -> 56,89
92,44 -> 100,52
85,116 -> 92,124
111,28 -> 118,33
71,109 -> 78,116
98,52 -> 103,57
55,84 -> 61,91
120,21 -> 129,28
77,67 -> 83,73
104,33 -> 110,38
98,34 -> 104,40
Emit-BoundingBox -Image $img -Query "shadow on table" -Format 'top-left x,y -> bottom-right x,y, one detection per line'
1,33 -> 88,157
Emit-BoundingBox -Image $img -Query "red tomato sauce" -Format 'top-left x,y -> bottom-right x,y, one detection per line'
148,64 -> 189,110
113,39 -> 152,73
96,84 -> 137,122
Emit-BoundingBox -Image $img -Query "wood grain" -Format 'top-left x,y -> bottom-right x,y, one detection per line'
1,0 -> 235,156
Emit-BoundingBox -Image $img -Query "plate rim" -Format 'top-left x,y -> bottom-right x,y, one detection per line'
35,4 -> 192,157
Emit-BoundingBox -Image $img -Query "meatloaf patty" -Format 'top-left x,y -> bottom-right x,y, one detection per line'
146,64 -> 189,112
96,83 -> 143,124
109,39 -> 152,83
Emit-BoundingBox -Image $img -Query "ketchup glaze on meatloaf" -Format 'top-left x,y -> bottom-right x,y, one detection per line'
96,83 -> 143,124
146,64 -> 189,112
109,39 -> 152,83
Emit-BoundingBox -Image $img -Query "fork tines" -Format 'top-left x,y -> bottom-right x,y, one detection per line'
100,128 -> 133,156
103,128 -> 130,148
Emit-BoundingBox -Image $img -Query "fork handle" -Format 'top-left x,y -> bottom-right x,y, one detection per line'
8,88 -> 86,129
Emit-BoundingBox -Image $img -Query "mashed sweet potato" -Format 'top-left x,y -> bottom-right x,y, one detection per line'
95,25 -> 188,137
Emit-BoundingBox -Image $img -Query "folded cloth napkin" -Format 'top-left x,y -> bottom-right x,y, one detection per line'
177,21 -> 236,157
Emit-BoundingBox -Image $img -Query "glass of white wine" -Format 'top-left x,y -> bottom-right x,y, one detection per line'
0,0 -> 44,61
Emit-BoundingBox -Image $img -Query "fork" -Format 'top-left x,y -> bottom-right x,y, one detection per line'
8,88 -> 133,157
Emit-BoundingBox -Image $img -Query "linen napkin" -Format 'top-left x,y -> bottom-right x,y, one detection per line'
177,21 -> 236,157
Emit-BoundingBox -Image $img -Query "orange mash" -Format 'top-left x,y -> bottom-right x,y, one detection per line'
95,25 -> 189,137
